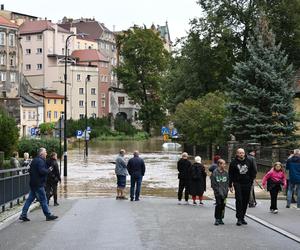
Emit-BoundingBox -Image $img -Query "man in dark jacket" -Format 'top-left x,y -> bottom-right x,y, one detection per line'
46,152 -> 61,206
229,148 -> 257,226
177,152 -> 192,205
127,151 -> 145,201
286,149 -> 300,208
19,148 -> 58,222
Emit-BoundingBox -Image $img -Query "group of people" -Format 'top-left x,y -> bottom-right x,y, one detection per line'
114,149 -> 146,202
19,148 -> 61,222
177,147 -> 300,226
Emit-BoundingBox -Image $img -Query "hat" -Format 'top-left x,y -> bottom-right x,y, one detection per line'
182,152 -> 188,158
195,156 -> 201,163
213,155 -> 221,163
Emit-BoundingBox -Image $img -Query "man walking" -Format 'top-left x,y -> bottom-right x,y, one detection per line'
177,152 -> 192,205
127,151 -> 145,201
286,149 -> 300,209
19,148 -> 58,221
247,150 -> 257,208
115,149 -> 128,199
229,148 -> 257,226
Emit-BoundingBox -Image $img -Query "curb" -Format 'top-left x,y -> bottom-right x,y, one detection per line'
0,203 -> 40,232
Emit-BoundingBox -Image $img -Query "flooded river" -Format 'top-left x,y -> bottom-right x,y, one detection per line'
59,138 -> 183,199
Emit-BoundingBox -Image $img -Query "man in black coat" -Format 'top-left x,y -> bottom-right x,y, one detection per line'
229,148 -> 257,226
19,148 -> 58,221
46,152 -> 61,206
177,152 -> 192,205
127,151 -> 145,201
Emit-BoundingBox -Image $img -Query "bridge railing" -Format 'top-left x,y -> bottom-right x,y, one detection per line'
0,167 -> 30,212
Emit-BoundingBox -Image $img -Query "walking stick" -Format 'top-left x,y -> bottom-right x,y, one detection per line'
255,179 -> 263,190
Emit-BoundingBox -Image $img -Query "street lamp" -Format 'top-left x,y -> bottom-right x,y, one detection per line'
85,75 -> 90,157
63,32 -> 85,177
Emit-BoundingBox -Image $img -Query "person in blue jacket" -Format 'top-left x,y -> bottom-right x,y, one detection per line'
19,148 -> 58,221
127,151 -> 145,201
286,149 -> 300,209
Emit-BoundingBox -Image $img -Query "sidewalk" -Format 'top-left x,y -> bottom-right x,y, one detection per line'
0,197 -> 299,250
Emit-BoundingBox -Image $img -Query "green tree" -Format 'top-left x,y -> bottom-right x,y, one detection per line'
225,17 -> 296,145
115,26 -> 170,134
39,122 -> 55,135
0,107 -> 19,157
173,91 -> 227,145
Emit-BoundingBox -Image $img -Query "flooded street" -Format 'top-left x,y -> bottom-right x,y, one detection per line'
58,138 -> 183,199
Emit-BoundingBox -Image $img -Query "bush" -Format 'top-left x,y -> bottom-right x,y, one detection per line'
114,117 -> 137,136
39,122 -> 55,135
18,138 -> 61,158
0,107 -> 19,157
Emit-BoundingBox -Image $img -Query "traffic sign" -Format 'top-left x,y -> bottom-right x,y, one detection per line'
161,126 -> 170,135
30,128 -> 36,136
83,130 -> 90,140
86,126 -> 91,132
76,130 -> 83,139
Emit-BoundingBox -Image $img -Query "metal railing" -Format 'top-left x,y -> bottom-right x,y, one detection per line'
0,167 -> 30,212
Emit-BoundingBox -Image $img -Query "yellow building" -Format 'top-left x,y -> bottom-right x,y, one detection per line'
31,91 -> 64,123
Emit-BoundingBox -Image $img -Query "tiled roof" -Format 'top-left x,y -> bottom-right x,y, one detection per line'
0,16 -> 18,28
58,21 -> 103,41
20,20 -> 70,34
72,49 -> 109,62
31,91 -> 64,99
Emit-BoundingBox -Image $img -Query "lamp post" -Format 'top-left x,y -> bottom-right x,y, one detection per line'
85,75 -> 90,157
63,33 -> 81,176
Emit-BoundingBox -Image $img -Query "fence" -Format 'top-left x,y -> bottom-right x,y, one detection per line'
0,167 -> 30,212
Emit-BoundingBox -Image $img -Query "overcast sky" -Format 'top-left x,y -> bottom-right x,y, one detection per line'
2,0 -> 202,41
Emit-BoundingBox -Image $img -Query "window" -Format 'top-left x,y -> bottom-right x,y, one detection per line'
26,36 -> 31,41
118,96 -> 125,105
25,64 -> 31,70
79,100 -> 84,107
91,101 -> 96,107
101,93 -> 106,98
32,112 -> 36,119
79,114 -> 84,119
37,64 -> 42,70
23,111 -> 26,120
10,72 -> 16,82
101,100 -> 106,107
10,55 -> 15,66
47,111 -> 51,119
0,72 -> 6,81
62,35 -> 65,43
54,99 -> 57,104
77,42 -> 80,49
28,111 -> 31,119
37,34 -> 42,40
26,49 -> 31,54
79,88 -> 84,95
9,34 -> 15,46
0,32 -> 5,45
84,43 -> 87,49
91,88 -> 96,95
0,54 -> 5,65
54,111 -> 58,119
37,48 -> 42,54
61,100 -> 63,104
48,99 -> 51,104
77,74 -> 81,81
62,48 -> 64,55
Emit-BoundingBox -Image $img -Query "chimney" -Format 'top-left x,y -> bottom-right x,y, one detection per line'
1,4 -> 4,10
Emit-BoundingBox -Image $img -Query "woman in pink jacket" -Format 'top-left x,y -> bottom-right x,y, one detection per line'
262,162 -> 287,214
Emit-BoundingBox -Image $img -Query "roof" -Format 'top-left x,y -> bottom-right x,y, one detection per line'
72,49 -> 109,62
20,20 -> 70,34
31,91 -> 64,99
58,21 -> 103,41
0,15 -> 18,28
21,94 -> 43,107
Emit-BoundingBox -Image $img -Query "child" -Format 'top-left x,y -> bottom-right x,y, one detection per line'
262,162 -> 287,214
211,159 -> 229,225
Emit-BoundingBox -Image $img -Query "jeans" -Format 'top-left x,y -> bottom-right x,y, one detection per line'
215,196 -> 226,220
234,183 -> 252,220
130,176 -> 143,200
21,187 -> 51,218
287,183 -> 300,208
178,179 -> 189,201
269,185 -> 281,210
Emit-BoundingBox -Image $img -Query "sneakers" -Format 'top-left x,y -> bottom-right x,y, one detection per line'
54,202 -> 59,206
193,201 -> 197,205
46,215 -> 58,221
236,220 -> 242,226
214,220 -> 219,226
19,216 -> 30,222
269,209 -> 274,213
286,205 -> 290,208
185,201 -> 189,205
273,209 -> 278,214
241,219 -> 248,225
219,219 -> 224,225
199,201 -> 204,205
177,200 -> 182,205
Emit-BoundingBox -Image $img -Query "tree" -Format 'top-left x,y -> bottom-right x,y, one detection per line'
173,91 -> 227,145
225,17 -> 296,145
0,107 -> 19,157
115,26 -> 170,134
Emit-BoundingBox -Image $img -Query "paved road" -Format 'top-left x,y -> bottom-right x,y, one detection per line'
0,197 -> 299,250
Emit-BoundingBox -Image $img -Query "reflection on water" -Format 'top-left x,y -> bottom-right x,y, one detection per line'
59,138 -> 184,198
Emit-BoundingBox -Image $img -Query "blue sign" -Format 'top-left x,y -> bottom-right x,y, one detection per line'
161,126 -> 170,135
76,130 -> 83,138
86,126 -> 91,132
171,128 -> 178,137
31,128 -> 36,136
